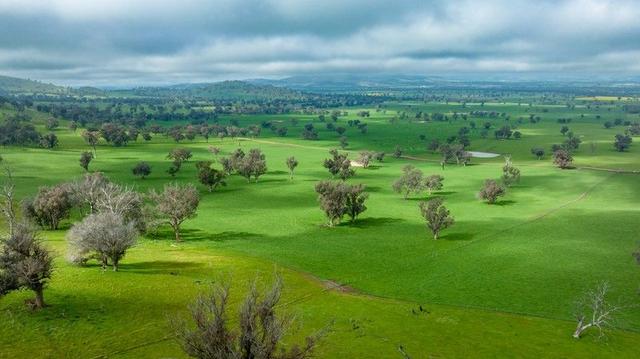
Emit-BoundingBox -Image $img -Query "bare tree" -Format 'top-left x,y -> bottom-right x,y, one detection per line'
286,156 -> 298,180
71,172 -> 110,214
0,223 -> 53,309
67,212 -> 137,271
419,198 -> 454,240
0,164 -> 17,236
573,282 -> 622,339
174,276 -> 325,359
149,183 -> 200,242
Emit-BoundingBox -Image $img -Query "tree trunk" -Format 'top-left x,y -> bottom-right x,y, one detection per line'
112,258 -> 119,271
433,232 -> 439,240
573,317 -> 590,339
33,287 -> 45,309
174,224 -> 182,242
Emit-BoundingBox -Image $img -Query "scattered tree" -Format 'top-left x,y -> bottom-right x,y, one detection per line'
67,212 -> 137,271
0,223 -> 53,309
286,156 -> 298,180
530,147 -> 545,160
79,151 -> 93,172
553,149 -> 573,169
613,134 -> 632,152
148,183 -> 200,242
418,198 -> 454,240
132,162 -> 152,179
323,149 -> 354,181
573,282 -> 622,339
196,161 -> 227,192
478,179 -> 506,204
501,157 -> 521,187
174,277 -> 324,359
24,184 -> 75,230
392,165 -> 424,199
424,174 -> 444,195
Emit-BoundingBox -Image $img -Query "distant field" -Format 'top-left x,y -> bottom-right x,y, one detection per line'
1,100 -> 639,358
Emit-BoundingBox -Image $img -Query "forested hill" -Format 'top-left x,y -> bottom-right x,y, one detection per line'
0,75 -> 68,95
116,80 -> 311,101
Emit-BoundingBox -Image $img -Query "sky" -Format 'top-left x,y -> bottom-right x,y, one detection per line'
0,0 -> 639,86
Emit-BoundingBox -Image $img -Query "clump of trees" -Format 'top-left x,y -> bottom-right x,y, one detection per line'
323,149 -> 354,180
477,179 -> 506,204
148,183 -> 200,242
0,223 -> 53,309
315,181 -> 368,226
174,277 -> 324,359
392,165 -> 443,199
418,198 -> 454,240
67,212 -> 138,271
357,151 -> 374,168
132,162 -> 152,179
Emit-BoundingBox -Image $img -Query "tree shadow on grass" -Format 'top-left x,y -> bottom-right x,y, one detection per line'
493,200 -> 516,206
404,192 -> 457,201
438,232 -> 475,241
119,260 -> 205,275
256,178 -> 288,184
348,217 -> 404,228
180,229 -> 266,242
268,170 -> 288,175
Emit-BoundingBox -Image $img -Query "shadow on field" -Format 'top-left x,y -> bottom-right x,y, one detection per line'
120,260 -> 205,274
180,229 -> 265,242
439,232 -> 474,241
268,170 -> 288,175
493,200 -> 516,206
404,192 -> 457,201
348,217 -> 404,228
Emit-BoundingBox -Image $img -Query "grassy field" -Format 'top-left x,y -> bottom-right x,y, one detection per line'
1,100 -> 639,358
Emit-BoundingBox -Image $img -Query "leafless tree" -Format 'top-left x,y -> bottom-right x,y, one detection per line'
573,282 -> 623,339
174,276 -> 325,359
67,212 -> 137,271
148,183 -> 200,242
1,164 -> 17,236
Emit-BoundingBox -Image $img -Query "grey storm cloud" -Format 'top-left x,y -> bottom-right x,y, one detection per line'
0,0 -> 639,86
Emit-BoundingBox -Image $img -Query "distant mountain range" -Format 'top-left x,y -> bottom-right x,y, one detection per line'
114,80 -> 309,100
2,73 -> 640,99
